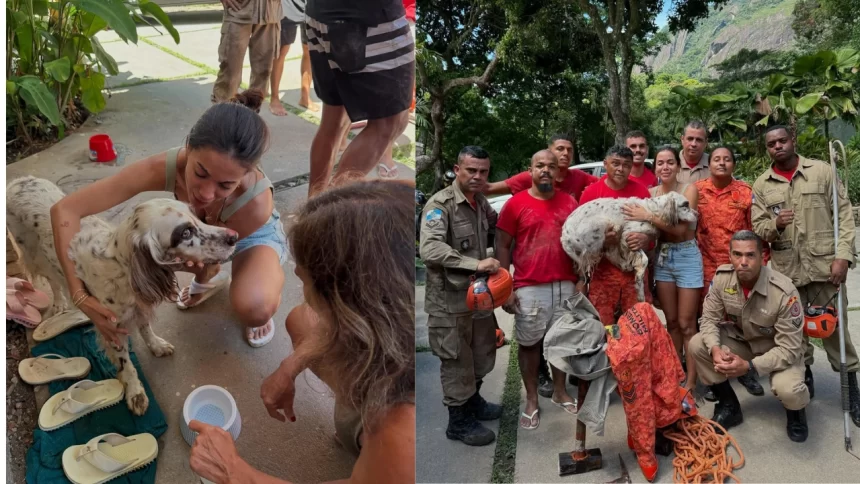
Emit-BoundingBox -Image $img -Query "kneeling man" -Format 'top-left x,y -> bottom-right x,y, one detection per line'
689,230 -> 809,442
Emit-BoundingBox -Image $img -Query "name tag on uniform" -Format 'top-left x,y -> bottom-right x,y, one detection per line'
772,240 -> 792,251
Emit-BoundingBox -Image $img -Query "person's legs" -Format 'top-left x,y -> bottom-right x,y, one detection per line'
518,341 -> 540,427
309,104 -> 350,197
269,19 -> 296,116
656,281 -> 681,359
212,22 -> 252,102
178,263 -> 224,307
330,110 -> 409,187
677,287 -> 701,390
298,35 -> 319,111
247,22 -> 280,95
229,245 -> 285,345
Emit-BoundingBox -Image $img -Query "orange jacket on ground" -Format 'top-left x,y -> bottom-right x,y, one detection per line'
606,303 -> 686,473
695,178 -> 770,299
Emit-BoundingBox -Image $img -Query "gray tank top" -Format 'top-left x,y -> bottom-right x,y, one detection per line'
164,147 -> 273,223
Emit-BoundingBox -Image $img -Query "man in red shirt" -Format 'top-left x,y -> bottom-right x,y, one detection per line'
625,130 -> 658,188
578,146 -> 653,327
496,149 -> 580,430
485,134 -> 598,202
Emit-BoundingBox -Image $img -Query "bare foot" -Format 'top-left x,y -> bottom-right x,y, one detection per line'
298,98 -> 320,112
270,100 -> 288,116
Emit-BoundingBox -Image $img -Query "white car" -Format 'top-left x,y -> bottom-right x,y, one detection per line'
487,160 -> 654,214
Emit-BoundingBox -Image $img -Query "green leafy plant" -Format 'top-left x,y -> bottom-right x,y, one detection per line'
6,0 -> 178,147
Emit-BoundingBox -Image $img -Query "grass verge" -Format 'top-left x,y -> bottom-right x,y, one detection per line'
491,339 -> 520,483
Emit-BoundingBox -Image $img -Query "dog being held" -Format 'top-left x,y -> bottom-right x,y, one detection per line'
6,176 -> 238,415
560,191 -> 698,302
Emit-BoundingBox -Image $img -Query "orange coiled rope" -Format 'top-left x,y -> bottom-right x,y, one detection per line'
663,415 -> 745,484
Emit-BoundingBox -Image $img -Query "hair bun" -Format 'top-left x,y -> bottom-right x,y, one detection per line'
230,89 -> 265,113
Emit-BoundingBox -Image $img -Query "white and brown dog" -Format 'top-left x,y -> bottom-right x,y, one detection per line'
6,176 -> 238,415
561,191 -> 698,302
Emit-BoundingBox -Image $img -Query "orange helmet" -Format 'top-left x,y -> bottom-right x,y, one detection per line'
803,305 -> 838,339
466,268 -> 513,312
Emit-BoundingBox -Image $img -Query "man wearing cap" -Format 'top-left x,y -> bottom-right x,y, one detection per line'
420,146 -> 503,446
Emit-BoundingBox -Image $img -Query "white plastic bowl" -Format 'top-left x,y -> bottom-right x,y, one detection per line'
180,385 -> 242,446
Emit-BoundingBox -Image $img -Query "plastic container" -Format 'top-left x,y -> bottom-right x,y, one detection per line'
88,134 -> 117,162
180,385 -> 242,446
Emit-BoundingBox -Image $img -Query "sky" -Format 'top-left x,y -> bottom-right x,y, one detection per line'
656,1 -> 674,28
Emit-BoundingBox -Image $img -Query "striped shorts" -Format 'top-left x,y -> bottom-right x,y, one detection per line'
304,15 -> 415,121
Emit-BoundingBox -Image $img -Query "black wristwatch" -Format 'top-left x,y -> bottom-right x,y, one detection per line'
748,360 -> 755,373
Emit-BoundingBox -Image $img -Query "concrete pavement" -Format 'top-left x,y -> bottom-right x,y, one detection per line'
11,13 -> 413,482
416,267 -> 860,483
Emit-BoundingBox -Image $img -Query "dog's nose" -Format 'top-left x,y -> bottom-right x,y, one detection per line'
225,230 -> 239,246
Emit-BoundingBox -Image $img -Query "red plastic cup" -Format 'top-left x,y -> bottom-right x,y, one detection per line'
89,134 -> 117,162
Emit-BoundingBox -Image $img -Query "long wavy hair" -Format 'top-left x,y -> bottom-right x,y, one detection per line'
287,180 -> 416,432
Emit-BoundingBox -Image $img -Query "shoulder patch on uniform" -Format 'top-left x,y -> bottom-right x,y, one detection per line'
791,315 -> 803,328
790,301 -> 801,318
425,208 -> 443,222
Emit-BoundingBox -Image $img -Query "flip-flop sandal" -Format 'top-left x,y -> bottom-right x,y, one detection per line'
62,432 -> 158,484
551,398 -> 578,415
7,277 -> 51,310
377,163 -> 399,179
33,310 -> 91,342
176,271 -> 231,310
39,379 -> 125,431
520,408 -> 540,430
247,318 -> 276,348
7,289 -> 42,328
18,353 -> 91,385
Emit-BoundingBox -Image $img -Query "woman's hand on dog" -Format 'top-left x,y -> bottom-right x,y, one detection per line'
261,360 -> 298,423
78,297 -> 128,346
621,203 -> 651,222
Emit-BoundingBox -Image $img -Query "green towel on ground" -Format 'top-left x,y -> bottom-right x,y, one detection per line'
25,325 -> 167,484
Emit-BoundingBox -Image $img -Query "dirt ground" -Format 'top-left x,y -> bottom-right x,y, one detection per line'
5,323 -> 37,484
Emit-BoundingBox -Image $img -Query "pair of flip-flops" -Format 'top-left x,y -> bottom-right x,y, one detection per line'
37,379 -> 158,483
7,277 -> 50,328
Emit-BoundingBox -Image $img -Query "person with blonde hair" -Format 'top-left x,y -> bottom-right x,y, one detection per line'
189,180 -> 416,483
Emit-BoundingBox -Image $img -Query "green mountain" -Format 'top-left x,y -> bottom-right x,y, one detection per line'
643,0 -> 797,78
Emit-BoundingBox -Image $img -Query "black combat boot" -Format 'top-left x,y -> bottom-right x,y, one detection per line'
710,380 -> 743,433
849,372 -> 860,428
466,380 -> 503,421
737,371 -> 764,396
785,408 -> 809,442
805,365 -> 815,399
538,362 -> 554,398
446,404 -> 496,446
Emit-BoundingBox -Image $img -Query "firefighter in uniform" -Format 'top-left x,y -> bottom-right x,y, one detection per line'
751,125 -> 860,427
690,230 -> 810,442
419,146 -> 502,446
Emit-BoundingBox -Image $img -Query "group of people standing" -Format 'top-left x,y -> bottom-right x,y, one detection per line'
419,122 -> 860,447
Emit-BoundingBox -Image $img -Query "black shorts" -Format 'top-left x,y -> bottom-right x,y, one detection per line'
280,18 -> 307,47
305,15 -> 414,121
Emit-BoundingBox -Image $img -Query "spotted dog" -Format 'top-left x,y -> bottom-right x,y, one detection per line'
561,192 -> 698,302
6,176 -> 238,415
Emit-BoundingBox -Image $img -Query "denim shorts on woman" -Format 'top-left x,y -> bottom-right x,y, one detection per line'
653,239 -> 703,289
233,209 -> 289,265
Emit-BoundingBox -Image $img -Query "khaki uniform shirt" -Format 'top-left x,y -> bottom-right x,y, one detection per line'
420,182 -> 497,317
225,0 -> 282,24
677,152 -> 710,184
700,264 -> 803,376
751,155 -> 856,287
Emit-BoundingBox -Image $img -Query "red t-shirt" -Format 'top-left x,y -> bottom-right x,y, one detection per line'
630,167 -> 658,188
496,190 -> 580,289
742,286 -> 750,300
771,165 -> 796,181
578,176 -> 651,205
402,0 -> 415,22
505,169 -> 598,202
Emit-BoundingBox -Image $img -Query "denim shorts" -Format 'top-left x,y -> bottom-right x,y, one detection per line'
653,239 -> 703,289
233,209 -> 289,265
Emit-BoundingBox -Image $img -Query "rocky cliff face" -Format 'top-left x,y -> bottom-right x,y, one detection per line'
641,0 -> 796,77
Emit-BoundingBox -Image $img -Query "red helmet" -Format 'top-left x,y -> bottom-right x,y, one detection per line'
803,305 -> 838,339
466,268 -> 513,312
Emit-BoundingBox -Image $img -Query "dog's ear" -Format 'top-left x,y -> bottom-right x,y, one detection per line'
130,234 -> 177,307
663,197 -> 679,226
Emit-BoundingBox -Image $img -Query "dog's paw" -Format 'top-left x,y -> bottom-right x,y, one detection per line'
148,337 -> 175,357
125,381 -> 149,416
